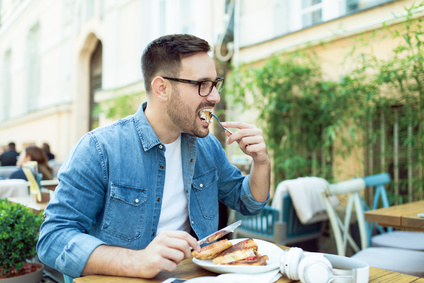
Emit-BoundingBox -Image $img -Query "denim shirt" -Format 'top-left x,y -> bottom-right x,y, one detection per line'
37,102 -> 269,278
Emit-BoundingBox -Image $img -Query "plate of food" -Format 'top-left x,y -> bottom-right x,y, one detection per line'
192,238 -> 283,274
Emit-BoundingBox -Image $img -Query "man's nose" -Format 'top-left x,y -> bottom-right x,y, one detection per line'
206,86 -> 221,104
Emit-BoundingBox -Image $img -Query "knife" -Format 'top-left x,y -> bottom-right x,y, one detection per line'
197,220 -> 242,246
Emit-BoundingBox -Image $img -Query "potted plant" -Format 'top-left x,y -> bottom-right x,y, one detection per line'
0,199 -> 44,282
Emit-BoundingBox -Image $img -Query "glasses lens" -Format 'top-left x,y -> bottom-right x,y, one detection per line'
199,81 -> 213,97
216,79 -> 224,93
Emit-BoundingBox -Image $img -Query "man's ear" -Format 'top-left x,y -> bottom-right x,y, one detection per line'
151,76 -> 169,101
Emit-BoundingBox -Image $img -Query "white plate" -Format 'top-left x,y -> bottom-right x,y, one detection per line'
192,238 -> 283,274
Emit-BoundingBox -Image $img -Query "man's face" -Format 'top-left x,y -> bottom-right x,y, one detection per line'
166,52 -> 221,138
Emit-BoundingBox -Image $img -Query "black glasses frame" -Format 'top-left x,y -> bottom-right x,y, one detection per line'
162,76 -> 224,97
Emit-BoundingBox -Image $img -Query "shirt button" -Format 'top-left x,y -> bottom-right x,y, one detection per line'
135,199 -> 139,203
191,221 -> 194,225
160,165 -> 164,169
190,159 -> 193,162
157,198 -> 161,202
152,232 -> 155,236
200,184 -> 203,188
159,145 -> 163,149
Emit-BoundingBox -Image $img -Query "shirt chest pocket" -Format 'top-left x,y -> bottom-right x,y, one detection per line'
192,168 -> 219,220
103,183 -> 147,241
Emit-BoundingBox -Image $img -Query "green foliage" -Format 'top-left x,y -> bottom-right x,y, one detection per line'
98,91 -> 142,120
227,2 -> 424,202
0,199 -> 43,278
229,52 -> 348,184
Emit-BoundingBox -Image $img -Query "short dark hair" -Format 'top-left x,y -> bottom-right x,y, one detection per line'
141,34 -> 211,94
8,142 -> 15,149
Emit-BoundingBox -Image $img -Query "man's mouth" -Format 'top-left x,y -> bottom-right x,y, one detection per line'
199,109 -> 213,124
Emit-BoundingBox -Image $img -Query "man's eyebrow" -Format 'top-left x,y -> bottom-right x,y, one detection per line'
197,76 -> 219,81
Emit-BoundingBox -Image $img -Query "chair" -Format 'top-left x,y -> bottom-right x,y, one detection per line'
322,178 -> 424,276
63,274 -> 73,283
234,192 -> 323,245
363,173 -> 424,251
0,166 -> 19,179
22,162 -> 42,201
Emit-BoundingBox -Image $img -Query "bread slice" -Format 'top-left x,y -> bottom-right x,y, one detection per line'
212,238 -> 259,264
192,238 -> 233,260
223,254 -> 269,266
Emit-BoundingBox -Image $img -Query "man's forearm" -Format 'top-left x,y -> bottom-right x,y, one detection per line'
82,245 -> 148,278
249,159 -> 271,202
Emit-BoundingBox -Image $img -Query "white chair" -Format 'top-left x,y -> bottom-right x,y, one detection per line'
322,178 -> 424,277
363,173 -> 424,251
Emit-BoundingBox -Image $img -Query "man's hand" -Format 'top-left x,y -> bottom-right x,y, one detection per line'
82,231 -> 200,279
220,121 -> 269,165
135,231 -> 200,278
220,121 -> 271,202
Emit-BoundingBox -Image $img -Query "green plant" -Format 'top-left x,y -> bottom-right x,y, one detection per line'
227,2 -> 424,203
96,91 -> 142,120
228,52 -> 355,185
0,199 -> 43,278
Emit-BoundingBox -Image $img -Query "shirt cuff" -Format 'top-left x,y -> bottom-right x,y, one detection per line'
55,233 -> 105,278
241,175 -> 270,214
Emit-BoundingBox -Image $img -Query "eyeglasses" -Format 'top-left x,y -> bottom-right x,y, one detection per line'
162,76 -> 224,97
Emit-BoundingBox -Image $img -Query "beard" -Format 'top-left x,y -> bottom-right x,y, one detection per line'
167,87 -> 210,138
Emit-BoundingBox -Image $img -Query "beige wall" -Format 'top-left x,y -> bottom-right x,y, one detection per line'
1,0 -> 417,177
232,0 -> 419,181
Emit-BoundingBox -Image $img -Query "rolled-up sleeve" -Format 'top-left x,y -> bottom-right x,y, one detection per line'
239,174 -> 270,214
37,133 -> 108,278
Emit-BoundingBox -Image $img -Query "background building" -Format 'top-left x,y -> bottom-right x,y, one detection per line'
0,0 -> 415,190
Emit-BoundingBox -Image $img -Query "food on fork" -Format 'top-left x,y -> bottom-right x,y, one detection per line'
193,238 -> 269,266
200,109 -> 212,124
192,238 -> 233,260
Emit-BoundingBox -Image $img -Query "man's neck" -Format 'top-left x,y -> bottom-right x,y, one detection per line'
144,104 -> 180,144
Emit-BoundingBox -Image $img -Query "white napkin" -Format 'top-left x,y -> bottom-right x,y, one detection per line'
216,269 -> 282,283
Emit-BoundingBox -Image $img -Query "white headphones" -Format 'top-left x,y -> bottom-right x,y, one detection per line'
280,247 -> 369,283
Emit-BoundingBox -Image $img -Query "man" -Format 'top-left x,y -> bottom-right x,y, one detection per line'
0,142 -> 20,166
37,34 -> 270,279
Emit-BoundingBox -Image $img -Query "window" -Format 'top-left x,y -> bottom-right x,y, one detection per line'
239,0 -> 395,47
302,0 -> 323,27
25,22 -> 40,113
1,49 -> 11,121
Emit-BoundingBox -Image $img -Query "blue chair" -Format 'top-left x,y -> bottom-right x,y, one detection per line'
64,274 -> 73,283
234,193 -> 323,245
363,173 -> 424,251
322,177 -> 424,277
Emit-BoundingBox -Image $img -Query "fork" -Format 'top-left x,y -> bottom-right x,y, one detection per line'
210,113 -> 233,135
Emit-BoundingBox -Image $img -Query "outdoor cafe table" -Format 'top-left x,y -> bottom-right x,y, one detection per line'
364,200 -> 424,231
7,196 -> 48,214
73,244 -> 424,283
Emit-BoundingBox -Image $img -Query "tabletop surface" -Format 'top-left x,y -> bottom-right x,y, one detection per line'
364,200 -> 424,231
73,245 -> 424,283
7,196 -> 48,213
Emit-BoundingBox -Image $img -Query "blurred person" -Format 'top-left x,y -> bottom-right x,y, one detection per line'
37,34 -> 271,279
9,145 -> 53,180
0,142 -> 20,166
42,142 -> 55,161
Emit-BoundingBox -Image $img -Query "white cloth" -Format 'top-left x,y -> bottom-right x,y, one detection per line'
272,177 -> 338,224
183,270 -> 282,283
0,179 -> 29,198
217,269 -> 281,282
157,136 -> 190,233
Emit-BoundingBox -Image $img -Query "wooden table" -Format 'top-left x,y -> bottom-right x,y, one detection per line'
365,200 -> 424,231
73,245 -> 424,283
7,196 -> 48,213
41,179 -> 59,191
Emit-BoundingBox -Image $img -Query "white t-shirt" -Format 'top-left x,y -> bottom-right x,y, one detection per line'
156,135 -> 190,233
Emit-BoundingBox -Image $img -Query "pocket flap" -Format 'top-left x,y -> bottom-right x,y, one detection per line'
110,183 -> 147,206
